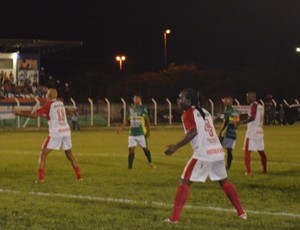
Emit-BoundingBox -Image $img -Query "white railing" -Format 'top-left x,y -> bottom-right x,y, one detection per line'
151,98 -> 157,125
105,98 -> 111,127
208,98 -> 214,121
3,96 -> 299,129
121,98 -> 126,125
88,98 -> 93,126
166,98 -> 172,125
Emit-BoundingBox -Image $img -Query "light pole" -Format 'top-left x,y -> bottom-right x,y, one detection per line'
116,55 -> 126,70
163,29 -> 171,67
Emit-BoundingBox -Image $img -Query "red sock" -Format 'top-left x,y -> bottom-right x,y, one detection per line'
171,184 -> 189,221
258,151 -> 267,173
38,168 -> 44,181
74,166 -> 82,180
244,151 -> 251,174
223,181 -> 245,216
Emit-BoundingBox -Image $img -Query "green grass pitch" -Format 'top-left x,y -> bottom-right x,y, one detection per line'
0,124 -> 299,229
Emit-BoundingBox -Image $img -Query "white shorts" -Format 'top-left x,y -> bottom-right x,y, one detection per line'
181,158 -> 227,182
128,135 -> 147,148
42,136 -> 72,150
243,138 -> 264,151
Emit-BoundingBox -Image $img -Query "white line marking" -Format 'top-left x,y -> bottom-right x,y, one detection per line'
0,188 -> 299,218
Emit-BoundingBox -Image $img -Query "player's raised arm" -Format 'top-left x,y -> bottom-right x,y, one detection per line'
15,110 -> 39,118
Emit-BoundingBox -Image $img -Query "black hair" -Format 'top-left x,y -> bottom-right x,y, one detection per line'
183,88 -> 206,120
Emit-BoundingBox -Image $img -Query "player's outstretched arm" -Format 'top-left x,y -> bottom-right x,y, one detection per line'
15,110 -> 38,118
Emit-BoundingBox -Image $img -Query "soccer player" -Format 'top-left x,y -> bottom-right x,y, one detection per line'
121,94 -> 155,169
238,91 -> 267,175
15,88 -> 82,183
164,88 -> 247,223
219,97 -> 239,170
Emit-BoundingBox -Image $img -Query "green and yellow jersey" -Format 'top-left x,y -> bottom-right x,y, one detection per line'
127,105 -> 149,136
223,106 -> 239,140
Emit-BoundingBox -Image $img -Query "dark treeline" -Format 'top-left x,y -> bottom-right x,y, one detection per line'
40,59 -> 300,104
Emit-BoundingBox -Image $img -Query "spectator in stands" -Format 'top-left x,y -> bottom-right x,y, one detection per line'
19,59 -> 31,70
3,72 -> 11,98
9,71 -> 14,85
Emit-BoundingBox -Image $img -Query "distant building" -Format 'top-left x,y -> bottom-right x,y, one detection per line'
0,39 -> 83,89
0,52 -> 39,87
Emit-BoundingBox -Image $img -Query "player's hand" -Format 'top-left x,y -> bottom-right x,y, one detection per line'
164,145 -> 177,156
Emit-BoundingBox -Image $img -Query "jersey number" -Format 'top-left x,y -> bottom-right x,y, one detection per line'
57,108 -> 66,122
204,119 -> 214,137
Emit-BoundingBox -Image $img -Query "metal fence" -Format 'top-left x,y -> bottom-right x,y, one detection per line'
0,97 -> 299,128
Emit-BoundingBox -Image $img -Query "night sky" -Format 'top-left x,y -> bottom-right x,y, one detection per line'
1,0 -> 300,72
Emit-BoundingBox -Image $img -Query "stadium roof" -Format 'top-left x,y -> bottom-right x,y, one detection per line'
0,39 -> 84,54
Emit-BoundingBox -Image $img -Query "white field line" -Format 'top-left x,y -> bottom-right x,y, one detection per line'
0,188 -> 299,219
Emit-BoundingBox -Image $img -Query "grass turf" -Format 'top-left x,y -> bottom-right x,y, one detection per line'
0,124 -> 299,229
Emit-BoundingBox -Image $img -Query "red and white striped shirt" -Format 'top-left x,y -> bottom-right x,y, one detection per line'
245,102 -> 264,139
36,99 -> 70,137
182,107 -> 224,161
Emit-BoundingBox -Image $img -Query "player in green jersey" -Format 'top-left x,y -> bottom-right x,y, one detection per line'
126,95 -> 156,169
219,97 -> 239,170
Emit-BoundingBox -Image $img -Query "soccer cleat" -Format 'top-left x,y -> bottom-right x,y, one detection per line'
245,172 -> 251,176
149,162 -> 157,169
164,218 -> 179,224
77,177 -> 83,182
239,213 -> 248,220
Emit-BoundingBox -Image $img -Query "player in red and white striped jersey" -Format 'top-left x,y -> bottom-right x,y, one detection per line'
164,88 -> 246,223
16,88 -> 82,183
239,91 -> 267,175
